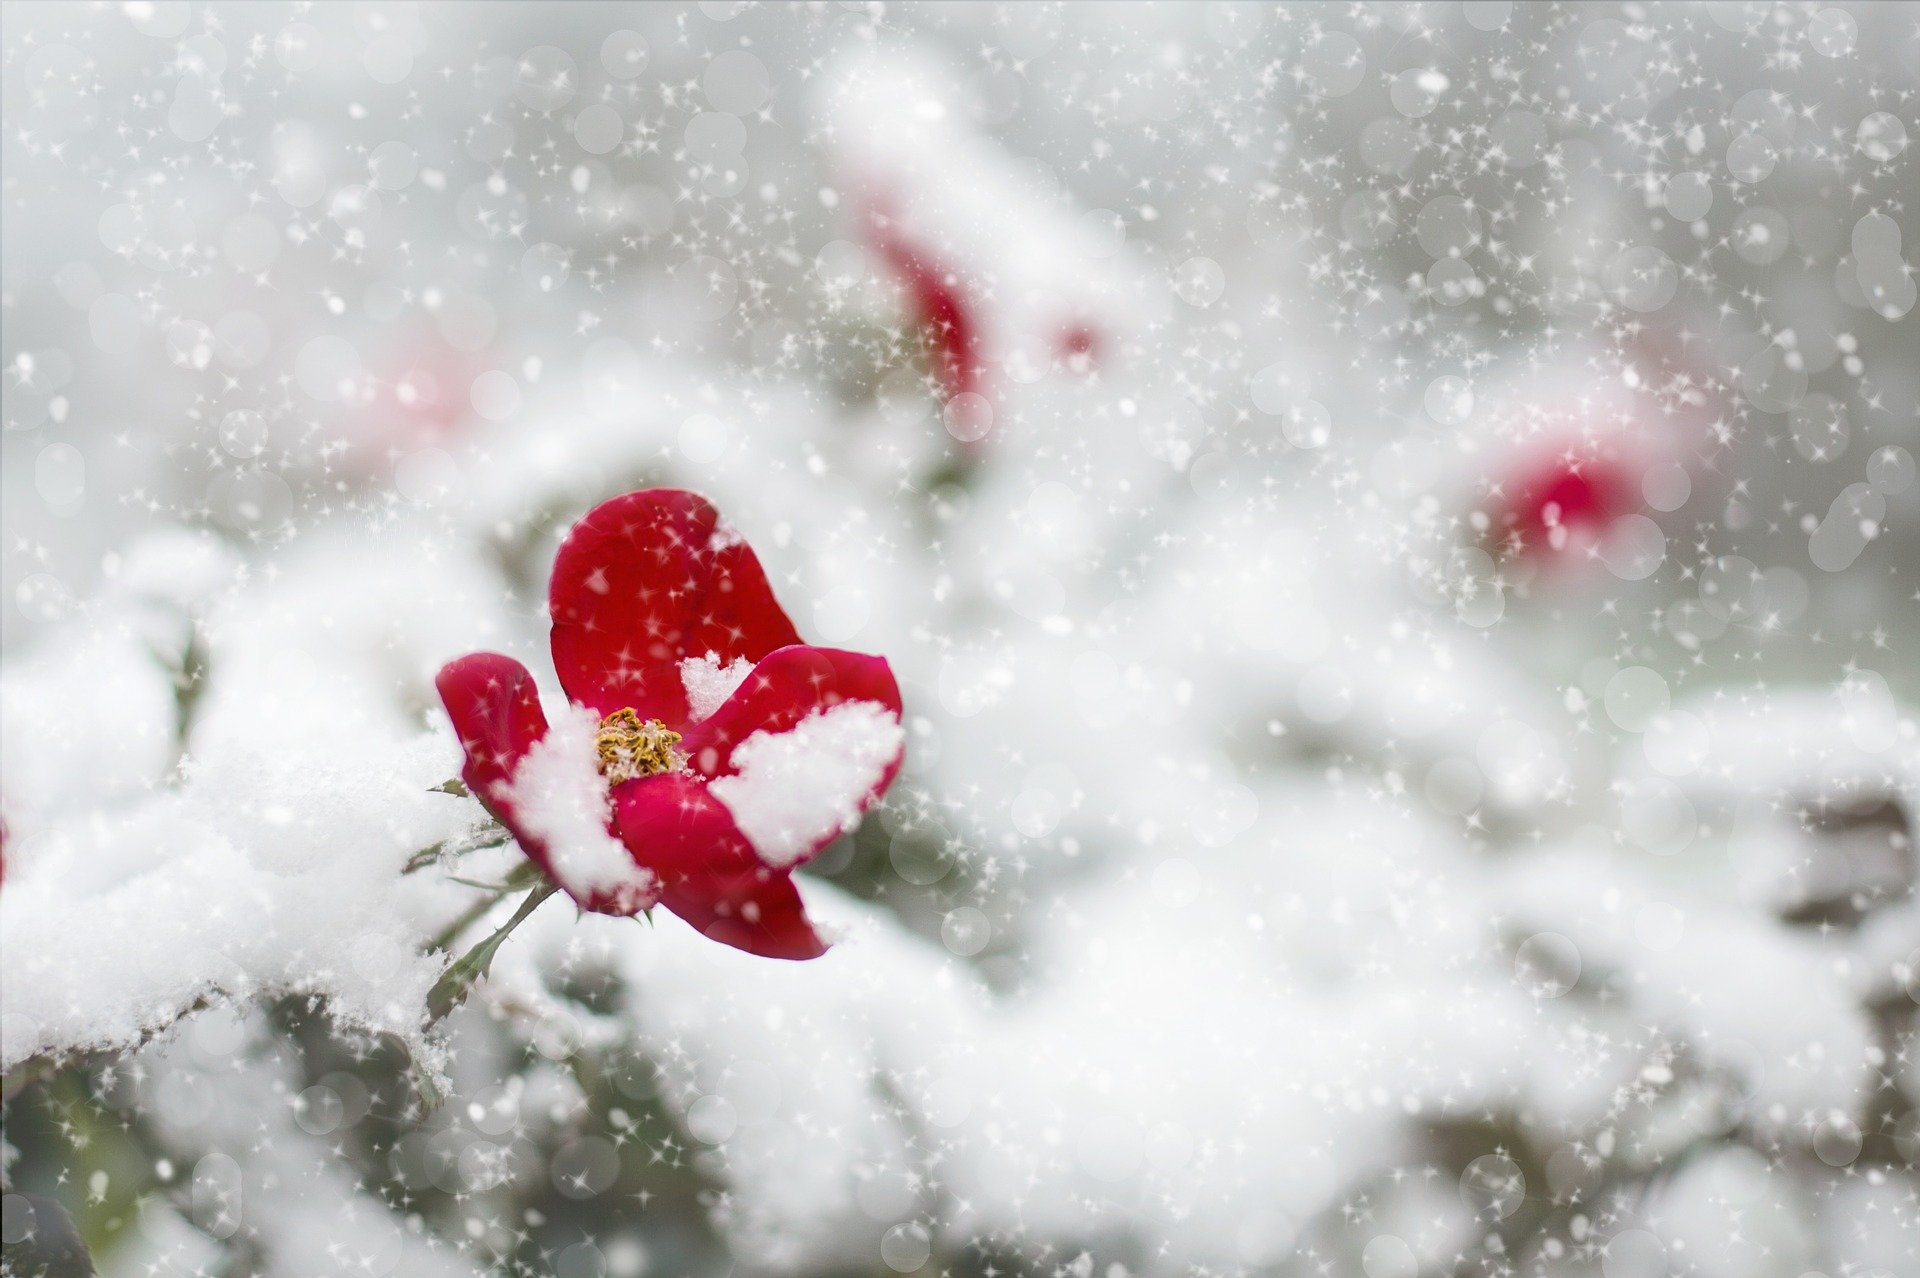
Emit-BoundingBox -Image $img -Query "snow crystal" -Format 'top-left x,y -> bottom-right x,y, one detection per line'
502,701 -> 657,910
680,651 -> 755,721
709,701 -> 903,866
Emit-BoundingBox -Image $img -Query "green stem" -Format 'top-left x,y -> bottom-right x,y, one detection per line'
429,893 -> 504,954
425,883 -> 558,1025
427,862 -> 546,952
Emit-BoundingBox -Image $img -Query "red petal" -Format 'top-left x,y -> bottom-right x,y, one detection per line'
437,653 -> 659,916
872,223 -> 981,402
549,489 -> 801,722
681,645 -> 903,779
435,651 -> 557,873
674,645 -> 903,871
1503,454 -> 1637,554
613,775 -> 828,960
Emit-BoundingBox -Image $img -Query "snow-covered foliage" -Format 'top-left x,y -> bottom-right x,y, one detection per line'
2,3 -> 1917,1275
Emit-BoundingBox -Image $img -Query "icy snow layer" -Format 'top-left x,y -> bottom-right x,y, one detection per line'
0,732 -> 479,1076
0,618 -> 181,836
0,529 -> 235,838
1620,680 -> 1920,928
1495,843 -> 1877,1128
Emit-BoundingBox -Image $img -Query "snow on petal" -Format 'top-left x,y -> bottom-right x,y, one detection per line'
708,701 -> 903,867
501,702 -> 656,912
680,651 -> 755,722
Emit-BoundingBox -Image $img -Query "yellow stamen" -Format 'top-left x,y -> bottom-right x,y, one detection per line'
595,708 -> 685,783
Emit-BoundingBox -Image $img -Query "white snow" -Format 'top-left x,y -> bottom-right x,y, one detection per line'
816,45 -> 1159,390
0,733 -> 483,1076
709,701 -> 904,866
0,619 -> 180,839
0,524 -> 514,1078
501,701 -> 657,912
1495,842 -> 1878,1128
3,4 -> 1917,1274
680,651 -> 755,721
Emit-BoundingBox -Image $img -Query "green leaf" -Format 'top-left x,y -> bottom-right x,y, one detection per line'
425,883 -> 558,1024
409,1056 -> 449,1120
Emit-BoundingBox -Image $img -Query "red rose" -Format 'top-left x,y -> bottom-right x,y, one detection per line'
436,490 -> 904,960
1500,450 -> 1638,556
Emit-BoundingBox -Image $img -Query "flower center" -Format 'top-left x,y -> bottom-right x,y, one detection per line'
594,709 -> 685,783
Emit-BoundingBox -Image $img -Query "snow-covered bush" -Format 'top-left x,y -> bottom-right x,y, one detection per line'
2,3 -> 1916,1276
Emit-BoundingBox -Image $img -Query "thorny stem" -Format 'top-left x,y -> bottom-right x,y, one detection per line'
404,814 -> 508,875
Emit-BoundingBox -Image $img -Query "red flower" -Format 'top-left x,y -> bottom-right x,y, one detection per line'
866,201 -> 982,404
1499,451 -> 1638,556
435,490 -> 905,960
